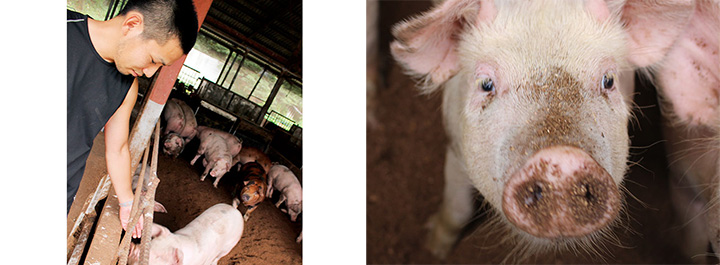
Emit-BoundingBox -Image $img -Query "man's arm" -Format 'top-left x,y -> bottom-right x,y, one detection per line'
104,78 -> 141,237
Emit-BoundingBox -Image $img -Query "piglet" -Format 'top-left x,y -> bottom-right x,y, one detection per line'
161,98 -> 198,157
190,133 -> 232,188
128,203 -> 243,265
234,146 -> 271,173
196,126 -> 243,158
232,162 -> 267,221
390,0 -> 697,260
267,163 -> 302,222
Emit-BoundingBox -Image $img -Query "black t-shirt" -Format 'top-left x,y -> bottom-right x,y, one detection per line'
67,10 -> 134,207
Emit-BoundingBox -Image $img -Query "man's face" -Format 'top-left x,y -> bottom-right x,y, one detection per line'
115,35 -> 184,78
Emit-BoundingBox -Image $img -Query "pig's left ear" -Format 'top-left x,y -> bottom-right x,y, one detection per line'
390,0 -> 495,93
618,0 -> 695,67
151,224 -> 171,239
172,247 -> 184,265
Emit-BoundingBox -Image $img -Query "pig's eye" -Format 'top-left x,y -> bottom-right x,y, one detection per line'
601,73 -> 615,90
477,78 -> 495,93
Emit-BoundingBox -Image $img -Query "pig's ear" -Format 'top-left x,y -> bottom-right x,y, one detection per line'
172,247 -> 184,265
151,224 -> 171,239
620,0 -> 695,67
390,0 -> 493,92
153,201 -> 167,213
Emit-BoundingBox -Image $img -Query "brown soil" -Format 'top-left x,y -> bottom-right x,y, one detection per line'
67,134 -> 302,265
367,1 -> 713,264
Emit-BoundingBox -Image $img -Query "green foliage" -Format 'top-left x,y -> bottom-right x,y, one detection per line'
67,0 -> 114,20
192,33 -> 230,62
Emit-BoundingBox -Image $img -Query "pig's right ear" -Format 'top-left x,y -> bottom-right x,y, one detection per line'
620,0 -> 695,67
390,0 -> 493,93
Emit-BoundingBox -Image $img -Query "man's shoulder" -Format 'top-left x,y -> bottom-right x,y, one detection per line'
67,9 -> 86,21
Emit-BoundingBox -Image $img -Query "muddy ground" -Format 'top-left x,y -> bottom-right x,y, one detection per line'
367,1 -> 716,264
67,133 -> 302,265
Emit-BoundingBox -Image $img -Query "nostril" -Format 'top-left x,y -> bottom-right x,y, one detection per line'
582,183 -> 595,202
524,182 -> 543,206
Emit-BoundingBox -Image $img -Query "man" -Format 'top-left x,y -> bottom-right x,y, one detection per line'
67,0 -> 198,238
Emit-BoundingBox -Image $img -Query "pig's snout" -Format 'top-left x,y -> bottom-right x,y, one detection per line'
241,194 -> 251,202
502,146 -> 620,239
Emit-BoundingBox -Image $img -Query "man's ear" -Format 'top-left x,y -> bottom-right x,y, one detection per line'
122,11 -> 145,36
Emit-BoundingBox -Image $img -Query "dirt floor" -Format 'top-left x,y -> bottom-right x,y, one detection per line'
367,1 -> 716,264
67,133 -> 302,264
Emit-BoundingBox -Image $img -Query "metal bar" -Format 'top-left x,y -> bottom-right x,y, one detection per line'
200,21 -> 302,81
227,48 -> 248,94
256,72 -> 285,124
104,0 -> 117,21
220,52 -> 238,86
217,50 -> 233,83
249,68 -> 267,101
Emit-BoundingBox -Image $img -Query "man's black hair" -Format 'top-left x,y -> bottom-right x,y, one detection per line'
119,0 -> 199,54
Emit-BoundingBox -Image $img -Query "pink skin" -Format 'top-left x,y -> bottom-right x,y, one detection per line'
192,134 -> 233,188
162,133 -> 184,157
652,0 -> 720,258
127,204 -> 244,265
162,99 -> 185,136
655,0 -> 719,126
267,164 -> 302,222
502,146 -> 620,238
196,126 -> 243,157
161,99 -> 198,157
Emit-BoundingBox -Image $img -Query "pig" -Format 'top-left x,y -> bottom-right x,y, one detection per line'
190,133 -> 233,188
234,146 -> 271,173
390,0 -> 695,260
267,163 -> 302,222
648,0 -> 720,260
162,132 -> 185,157
296,230 -> 302,243
232,162 -> 267,221
196,126 -> 243,158
127,203 -> 243,265
162,98 -> 198,157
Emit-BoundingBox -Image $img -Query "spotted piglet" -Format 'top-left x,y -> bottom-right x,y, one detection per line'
232,161 -> 267,221
234,146 -> 272,173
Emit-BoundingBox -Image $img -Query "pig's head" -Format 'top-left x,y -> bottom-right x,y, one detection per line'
210,157 -> 232,178
241,180 -> 266,207
162,133 -> 185,157
392,0 -> 693,253
128,224 -> 183,265
286,201 -> 302,222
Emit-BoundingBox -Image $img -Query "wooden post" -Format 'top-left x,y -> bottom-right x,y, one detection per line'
80,1 -> 214,264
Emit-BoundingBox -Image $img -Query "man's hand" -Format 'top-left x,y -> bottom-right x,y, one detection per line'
119,200 -> 143,238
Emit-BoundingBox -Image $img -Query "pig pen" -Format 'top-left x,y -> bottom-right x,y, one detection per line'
67,133 -> 302,265
366,1 -> 716,264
